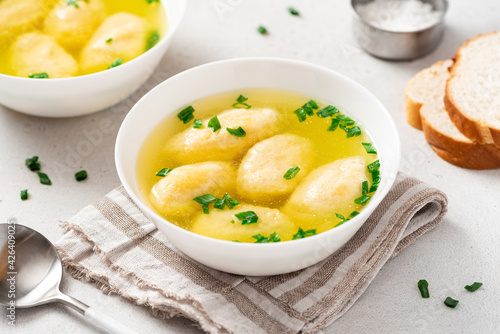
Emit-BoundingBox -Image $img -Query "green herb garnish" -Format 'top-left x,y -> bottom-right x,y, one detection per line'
337,114 -> 356,126
444,297 -> 459,308
224,193 -> 239,209
327,118 -> 340,131
302,103 -> 314,116
208,116 -> 221,132
227,126 -> 246,137
66,0 -> 83,8
339,124 -> 361,138
308,100 -> 318,109
193,194 -> 218,205
107,58 -> 124,69
232,239 -> 240,242
146,30 -> 160,51
20,189 -> 28,201
367,160 -> 380,173
156,168 -> 173,177
177,105 -> 195,124
362,142 -> 377,154
294,108 -> 307,122
418,280 -> 430,298
213,198 -> 225,210
354,195 -> 371,206
232,94 -> 251,109
316,105 -> 339,118
38,172 -> 52,185
257,26 -> 267,35
283,166 -> 300,180
349,211 -> 360,218
201,204 -> 209,214
28,73 -> 49,79
193,119 -> 202,128
292,227 -> 317,240
146,0 -> 159,3
252,232 -> 281,243
75,170 -> 87,181
235,211 -> 258,225
288,7 -> 300,16
464,282 -> 483,292
106,38 -> 113,43
25,156 -> 40,171
335,213 -> 350,227
362,180 -> 369,195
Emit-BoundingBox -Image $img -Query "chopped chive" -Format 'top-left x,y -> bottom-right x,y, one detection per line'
369,183 -> 379,193
146,30 -> 160,50
270,232 -> 280,242
327,118 -> 340,131
235,211 -> 258,225
316,105 -> 339,118
339,124 -> 361,138
193,194 -> 218,204
288,7 -> 299,15
66,0 -> 80,8
177,105 -> 195,124
354,195 -> 371,206
337,114 -> 356,126
20,189 -> 28,200
213,198 -> 225,210
362,142 -> 377,154
335,213 -> 350,227
349,211 -> 360,218
464,282 -> 483,292
107,58 -> 124,69
293,108 -> 307,122
417,280 -> 430,298
37,172 -> 52,185
231,220 -> 235,224
223,193 -> 239,209
236,94 -> 248,103
232,95 -> 251,109
362,180 -> 369,195
252,234 -> 271,243
201,204 -> 209,214
257,26 -> 267,35
335,213 -> 345,220
193,119 -> 202,128
146,0 -> 160,3
283,166 -> 300,180
28,72 -> 49,79
302,103 -> 314,116
106,38 -> 113,43
156,168 -> 173,177
75,170 -> 87,181
367,160 -> 380,173
232,239 -> 240,242
25,156 -> 40,171
308,100 -> 318,109
292,227 -> 317,240
208,116 -> 221,132
227,126 -> 246,137
444,297 -> 459,308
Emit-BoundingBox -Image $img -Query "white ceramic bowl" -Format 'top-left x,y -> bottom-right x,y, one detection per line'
0,0 -> 186,118
115,58 -> 401,276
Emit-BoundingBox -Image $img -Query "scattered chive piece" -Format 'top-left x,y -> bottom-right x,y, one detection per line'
156,168 -> 173,177
335,213 -> 350,227
107,58 -> 123,69
177,105 -> 195,124
292,227 -> 317,240
231,220 -> 235,224
193,194 -> 218,205
146,0 -> 160,3
417,280 -> 430,298
146,30 -> 160,50
232,239 -> 240,242
369,183 -> 379,193
20,189 -> 28,201
367,160 -> 380,173
302,103 -> 314,116
28,72 -> 49,79
283,166 -> 300,180
349,211 -> 360,218
444,297 -> 459,308
362,180 -> 369,195
362,142 -> 377,154
227,126 -> 246,137
193,119 -> 202,129
354,195 -> 371,206
66,0 -> 80,8
293,108 -> 307,122
316,105 -> 339,118
213,198 -> 225,210
328,118 -> 340,131
288,7 -> 299,15
223,193 -> 239,209
106,38 -> 113,43
232,95 -> 251,109
37,172 -> 52,185
257,26 -> 267,35
308,100 -> 318,109
335,213 -> 345,220
270,232 -> 281,242
252,234 -> 271,243
236,94 -> 248,103
339,124 -> 361,138
75,170 -> 87,181
25,156 -> 40,171
208,116 -> 221,132
235,211 -> 258,225
337,114 -> 356,126
201,204 -> 209,214
464,282 -> 483,292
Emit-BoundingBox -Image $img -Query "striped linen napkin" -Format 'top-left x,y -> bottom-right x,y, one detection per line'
56,172 -> 447,334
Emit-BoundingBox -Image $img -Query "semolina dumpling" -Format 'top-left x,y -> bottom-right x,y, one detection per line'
43,0 -> 106,53
164,108 -> 283,165
282,156 -> 368,225
191,204 -> 297,243
237,134 -> 314,202
150,161 -> 236,219
79,12 -> 148,75
8,32 -> 78,78
0,0 -> 57,43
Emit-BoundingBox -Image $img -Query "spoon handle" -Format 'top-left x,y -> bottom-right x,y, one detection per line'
85,307 -> 138,334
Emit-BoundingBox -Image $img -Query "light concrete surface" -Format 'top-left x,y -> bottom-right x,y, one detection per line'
2,0 -> 500,333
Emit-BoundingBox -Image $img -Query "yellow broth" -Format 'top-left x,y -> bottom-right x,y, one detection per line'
137,88 -> 379,242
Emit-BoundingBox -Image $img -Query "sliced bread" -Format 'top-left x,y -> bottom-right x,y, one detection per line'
445,31 -> 500,147
406,59 -> 500,169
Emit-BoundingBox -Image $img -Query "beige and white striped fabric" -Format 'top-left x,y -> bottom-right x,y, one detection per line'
56,172 -> 447,334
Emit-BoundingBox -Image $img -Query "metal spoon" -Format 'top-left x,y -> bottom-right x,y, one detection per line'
0,223 -> 137,334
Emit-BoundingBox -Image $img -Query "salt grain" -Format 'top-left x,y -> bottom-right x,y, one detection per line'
355,0 -> 442,32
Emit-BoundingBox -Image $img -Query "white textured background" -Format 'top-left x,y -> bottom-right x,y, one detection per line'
1,0 -> 500,333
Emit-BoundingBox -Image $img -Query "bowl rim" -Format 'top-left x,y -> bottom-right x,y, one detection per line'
115,56 -> 401,249
0,0 -> 186,82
